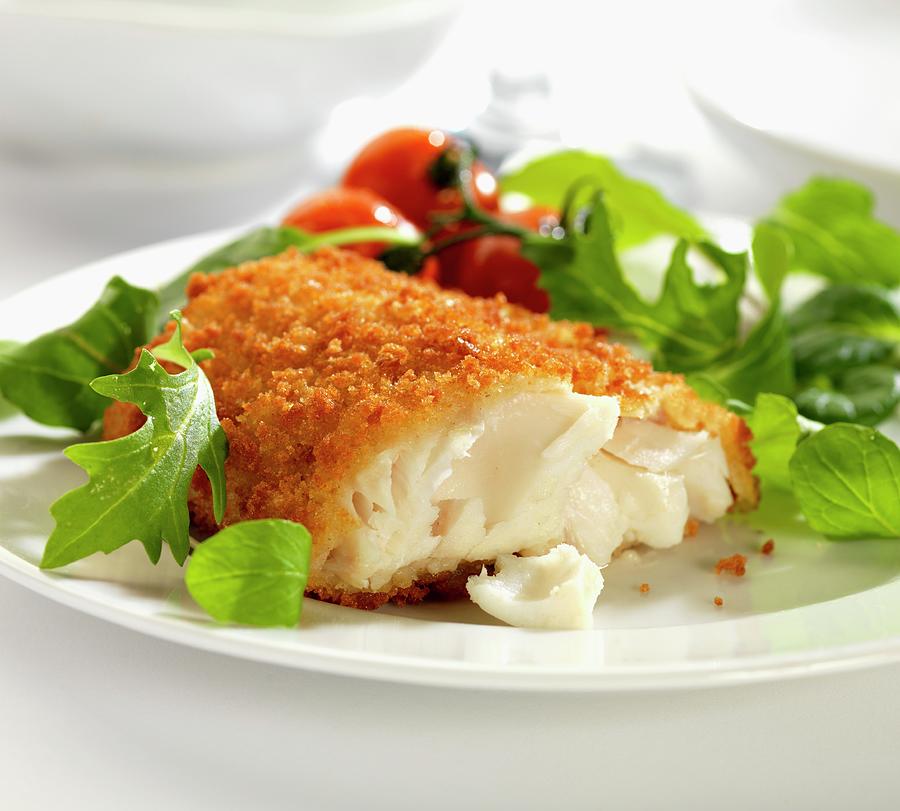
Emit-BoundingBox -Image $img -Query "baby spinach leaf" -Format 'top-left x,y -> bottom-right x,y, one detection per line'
185,519 -> 312,627
762,177 -> 900,287
787,283 -> 899,425
790,424 -> 900,538
40,313 -> 227,570
501,150 -> 705,249
788,284 -> 900,340
0,277 -> 158,431
791,327 -> 895,378
794,366 -> 900,426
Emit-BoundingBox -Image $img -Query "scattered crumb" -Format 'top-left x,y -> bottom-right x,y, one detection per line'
684,518 -> 700,538
713,596 -> 724,607
639,582 -> 650,594
761,539 -> 775,556
714,553 -> 747,577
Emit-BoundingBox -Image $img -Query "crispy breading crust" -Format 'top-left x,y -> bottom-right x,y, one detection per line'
104,248 -> 758,609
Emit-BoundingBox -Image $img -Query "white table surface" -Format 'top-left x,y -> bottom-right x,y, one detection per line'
3,3 -> 900,808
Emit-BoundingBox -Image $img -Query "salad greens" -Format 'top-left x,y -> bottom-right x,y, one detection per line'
0,277 -> 158,431
522,191 -> 794,403
790,424 -> 900,538
762,177 -> 900,287
747,393 -> 804,495
501,149 -> 706,249
787,284 -> 900,425
40,313 -> 227,569
186,519 -> 312,627
3,144 -> 900,628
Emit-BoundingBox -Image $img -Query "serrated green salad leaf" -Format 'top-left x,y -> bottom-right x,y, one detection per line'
186,519 -> 312,627
40,313 -> 227,569
523,193 -> 794,402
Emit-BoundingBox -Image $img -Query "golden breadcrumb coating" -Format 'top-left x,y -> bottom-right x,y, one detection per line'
104,247 -> 757,608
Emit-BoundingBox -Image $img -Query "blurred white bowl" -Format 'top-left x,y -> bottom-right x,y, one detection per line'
0,0 -> 460,242
685,0 -> 900,225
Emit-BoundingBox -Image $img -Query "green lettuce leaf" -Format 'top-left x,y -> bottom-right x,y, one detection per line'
501,150 -> 705,249
185,519 -> 312,627
790,423 -> 900,538
747,393 -> 802,492
762,177 -> 900,287
524,195 -> 792,401
0,277 -> 158,431
40,312 -> 227,569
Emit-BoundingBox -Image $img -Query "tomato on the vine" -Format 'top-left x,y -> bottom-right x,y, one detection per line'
447,206 -> 560,313
342,127 -> 498,228
282,187 -> 417,258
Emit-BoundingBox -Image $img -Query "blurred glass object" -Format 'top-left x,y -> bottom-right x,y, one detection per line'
466,67 -> 560,168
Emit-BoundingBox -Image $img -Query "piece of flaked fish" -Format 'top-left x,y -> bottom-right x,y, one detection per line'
103,247 -> 757,618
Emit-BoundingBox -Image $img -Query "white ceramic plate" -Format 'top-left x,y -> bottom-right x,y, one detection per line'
2,229 -> 900,691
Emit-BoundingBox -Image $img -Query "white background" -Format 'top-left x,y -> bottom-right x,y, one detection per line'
2,1 -> 900,808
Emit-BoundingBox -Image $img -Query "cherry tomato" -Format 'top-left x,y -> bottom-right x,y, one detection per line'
450,207 -> 560,313
282,187 -> 416,258
342,128 -> 499,228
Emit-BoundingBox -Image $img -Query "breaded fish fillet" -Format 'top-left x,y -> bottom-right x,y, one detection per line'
104,247 -> 757,610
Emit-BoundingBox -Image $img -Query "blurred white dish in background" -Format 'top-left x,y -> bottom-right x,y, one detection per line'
685,0 -> 900,224
0,0 -> 460,242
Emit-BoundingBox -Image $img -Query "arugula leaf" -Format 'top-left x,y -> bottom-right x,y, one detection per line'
790,423 -> 900,538
762,177 -> 900,287
525,196 -> 741,361
0,277 -> 158,431
40,312 -> 227,569
185,519 -> 312,627
747,393 -> 802,492
701,308 -> 795,404
526,195 -> 792,401
156,226 -> 313,318
501,150 -> 705,249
